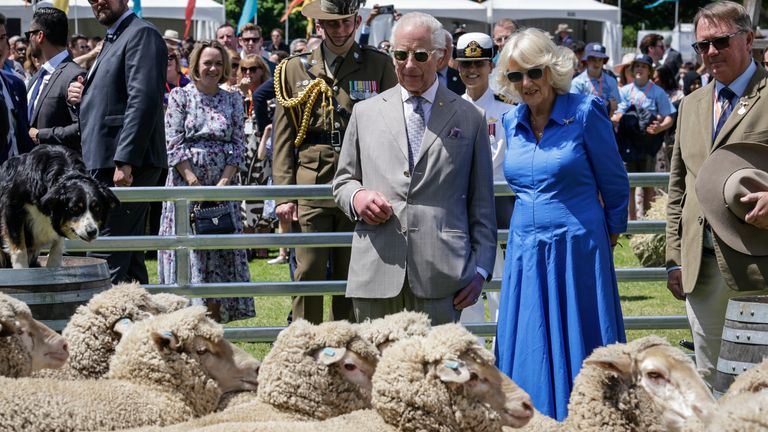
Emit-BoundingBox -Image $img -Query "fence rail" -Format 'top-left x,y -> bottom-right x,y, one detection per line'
55,173 -> 684,340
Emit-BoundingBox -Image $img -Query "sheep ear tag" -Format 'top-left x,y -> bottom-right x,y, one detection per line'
151,330 -> 182,352
436,359 -> 470,383
112,317 -> 134,337
317,347 -> 347,365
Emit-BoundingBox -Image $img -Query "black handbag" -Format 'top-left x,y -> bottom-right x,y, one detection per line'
190,203 -> 236,235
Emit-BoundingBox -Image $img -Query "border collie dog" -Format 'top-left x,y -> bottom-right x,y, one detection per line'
0,146 -> 119,268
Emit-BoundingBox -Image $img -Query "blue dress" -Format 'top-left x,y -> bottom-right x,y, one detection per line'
495,93 -> 629,421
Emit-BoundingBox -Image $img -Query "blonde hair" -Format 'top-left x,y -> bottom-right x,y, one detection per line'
188,40 -> 231,84
494,28 -> 574,101
238,54 -> 270,86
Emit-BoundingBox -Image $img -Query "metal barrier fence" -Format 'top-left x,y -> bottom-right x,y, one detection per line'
59,172 -> 685,342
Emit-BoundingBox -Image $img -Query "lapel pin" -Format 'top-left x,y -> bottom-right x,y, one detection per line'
737,101 -> 748,115
438,101 -> 443,106
563,116 -> 575,125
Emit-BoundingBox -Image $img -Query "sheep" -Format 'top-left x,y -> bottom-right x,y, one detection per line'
677,358 -> 768,432
688,389 -> 768,432
718,356 -> 768,403
136,319 -> 380,432
0,292 -> 68,377
373,323 -> 533,431
519,336 -> 716,432
183,323 -> 535,432
0,306 -> 260,431
34,282 -> 189,380
358,310 -> 431,353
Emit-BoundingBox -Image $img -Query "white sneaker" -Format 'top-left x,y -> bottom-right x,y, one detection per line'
267,255 -> 288,265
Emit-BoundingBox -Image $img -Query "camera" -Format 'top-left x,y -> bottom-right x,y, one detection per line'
377,4 -> 395,14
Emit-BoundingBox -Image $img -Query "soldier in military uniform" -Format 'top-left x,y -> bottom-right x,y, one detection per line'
272,0 -> 397,324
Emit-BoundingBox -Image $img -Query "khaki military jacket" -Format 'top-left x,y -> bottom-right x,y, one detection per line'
272,42 -> 397,207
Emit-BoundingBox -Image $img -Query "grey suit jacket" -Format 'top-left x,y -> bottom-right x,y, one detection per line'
333,84 -> 497,299
79,13 -> 167,171
27,55 -> 85,151
666,65 -> 768,292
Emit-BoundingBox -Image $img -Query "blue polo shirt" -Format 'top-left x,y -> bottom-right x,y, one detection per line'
570,70 -> 620,106
616,80 -> 675,117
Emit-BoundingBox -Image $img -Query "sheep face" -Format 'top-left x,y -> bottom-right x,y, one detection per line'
20,311 -> 69,372
190,336 -> 260,394
635,344 -> 715,430
314,346 -> 377,395
584,337 -> 715,432
0,293 -> 68,376
434,354 -> 533,430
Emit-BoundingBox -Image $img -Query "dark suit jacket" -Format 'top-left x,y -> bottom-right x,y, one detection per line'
0,70 -> 35,164
663,48 -> 683,73
445,67 -> 465,96
79,13 -> 167,171
27,55 -> 85,152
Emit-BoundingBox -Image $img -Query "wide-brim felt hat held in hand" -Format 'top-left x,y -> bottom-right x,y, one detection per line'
302,0 -> 364,20
696,141 -> 768,290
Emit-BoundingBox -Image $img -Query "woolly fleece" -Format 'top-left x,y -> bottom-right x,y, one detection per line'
520,336 -> 688,432
0,293 -> 33,377
358,310 -> 431,350
34,283 -> 189,380
137,319 -> 380,432
373,323 -> 505,432
0,307 -> 224,431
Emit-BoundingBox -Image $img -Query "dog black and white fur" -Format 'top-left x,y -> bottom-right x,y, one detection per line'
0,146 -> 119,268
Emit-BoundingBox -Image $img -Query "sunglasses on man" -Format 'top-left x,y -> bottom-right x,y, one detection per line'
691,30 -> 745,54
24,29 -> 41,40
392,49 -> 436,63
506,67 -> 544,83
241,37 -> 261,43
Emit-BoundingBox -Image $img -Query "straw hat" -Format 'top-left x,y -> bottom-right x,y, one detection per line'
302,0 -> 364,20
555,23 -> 573,34
163,29 -> 181,44
696,141 -> 768,290
613,52 -> 636,75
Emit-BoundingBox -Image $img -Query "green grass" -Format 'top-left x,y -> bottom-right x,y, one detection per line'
146,236 -> 691,360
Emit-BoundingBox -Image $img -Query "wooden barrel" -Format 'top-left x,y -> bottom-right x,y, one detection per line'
713,295 -> 768,397
0,257 -> 111,331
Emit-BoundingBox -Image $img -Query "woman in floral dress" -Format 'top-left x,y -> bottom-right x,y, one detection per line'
158,40 -> 254,323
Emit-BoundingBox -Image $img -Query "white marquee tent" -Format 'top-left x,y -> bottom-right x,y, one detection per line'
2,0 -> 225,39
360,0 -> 622,64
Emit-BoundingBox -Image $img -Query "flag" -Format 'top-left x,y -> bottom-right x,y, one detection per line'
644,0 -> 677,9
52,0 -> 69,14
238,0 -> 258,32
133,0 -> 142,18
184,0 -> 196,39
280,0 -> 305,22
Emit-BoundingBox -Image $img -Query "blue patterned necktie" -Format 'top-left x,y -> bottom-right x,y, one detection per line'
406,96 -> 425,173
713,86 -> 736,141
27,69 -> 48,119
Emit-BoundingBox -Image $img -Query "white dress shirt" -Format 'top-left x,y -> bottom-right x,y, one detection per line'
27,49 -> 69,115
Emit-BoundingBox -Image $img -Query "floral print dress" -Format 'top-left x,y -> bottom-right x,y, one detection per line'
158,84 -> 255,323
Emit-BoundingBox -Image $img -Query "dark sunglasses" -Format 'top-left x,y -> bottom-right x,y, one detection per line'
240,66 -> 262,73
458,60 -> 489,68
506,67 -> 544,83
167,55 -> 177,61
232,62 -> 240,69
241,37 -> 261,43
691,30 -> 745,54
392,49 -> 435,63
78,45 -> 90,50
24,29 -> 41,40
